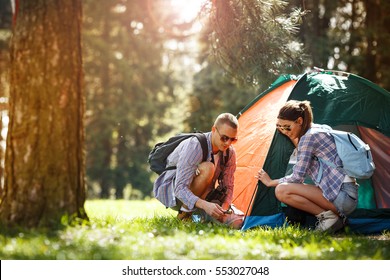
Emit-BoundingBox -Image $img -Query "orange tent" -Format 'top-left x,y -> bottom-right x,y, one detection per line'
232,78 -> 297,215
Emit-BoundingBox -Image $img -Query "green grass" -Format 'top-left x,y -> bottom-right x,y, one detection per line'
0,199 -> 389,260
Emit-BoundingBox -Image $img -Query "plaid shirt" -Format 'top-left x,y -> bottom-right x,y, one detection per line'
153,132 -> 236,209
279,124 -> 346,202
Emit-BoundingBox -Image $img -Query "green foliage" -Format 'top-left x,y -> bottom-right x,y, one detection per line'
288,0 -> 390,90
207,0 -> 307,86
0,0 -> 12,30
185,61 -> 258,131
83,0 -> 182,197
0,200 -> 389,260
185,0 -> 308,129
71,0 -> 390,200
0,0 -> 11,100
184,11 -> 259,131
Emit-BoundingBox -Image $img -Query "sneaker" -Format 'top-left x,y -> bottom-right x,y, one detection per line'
177,210 -> 192,221
329,217 -> 344,232
315,210 -> 344,233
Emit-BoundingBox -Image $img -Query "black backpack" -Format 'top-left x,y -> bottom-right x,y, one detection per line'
148,133 -> 208,175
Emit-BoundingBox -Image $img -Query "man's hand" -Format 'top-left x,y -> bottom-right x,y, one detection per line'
195,199 -> 224,219
221,202 -> 232,213
222,205 -> 233,214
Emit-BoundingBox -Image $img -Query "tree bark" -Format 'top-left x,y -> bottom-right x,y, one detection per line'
0,0 -> 87,227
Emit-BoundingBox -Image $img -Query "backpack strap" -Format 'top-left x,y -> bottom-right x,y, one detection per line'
164,133 -> 208,172
311,127 -> 344,184
313,155 -> 339,184
194,133 -> 208,163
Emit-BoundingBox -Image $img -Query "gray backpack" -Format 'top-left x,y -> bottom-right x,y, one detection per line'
311,126 -> 375,182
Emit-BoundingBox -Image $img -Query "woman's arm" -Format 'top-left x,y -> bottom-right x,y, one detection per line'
256,169 -> 279,187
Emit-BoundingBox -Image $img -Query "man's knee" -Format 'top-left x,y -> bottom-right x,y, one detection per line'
190,162 -> 215,192
198,161 -> 215,179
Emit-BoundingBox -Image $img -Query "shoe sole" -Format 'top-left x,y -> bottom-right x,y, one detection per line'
327,218 -> 344,233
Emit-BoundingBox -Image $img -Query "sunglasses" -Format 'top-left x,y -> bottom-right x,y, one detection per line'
276,124 -> 292,131
276,119 -> 298,131
215,127 -> 238,144
276,119 -> 298,132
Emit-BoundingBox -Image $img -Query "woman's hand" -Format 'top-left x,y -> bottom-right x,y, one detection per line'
256,169 -> 273,187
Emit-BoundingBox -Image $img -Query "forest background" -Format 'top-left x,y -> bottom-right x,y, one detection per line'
0,0 -> 389,228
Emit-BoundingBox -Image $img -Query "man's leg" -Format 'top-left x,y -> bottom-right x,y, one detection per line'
190,162 -> 215,199
178,162 -> 215,218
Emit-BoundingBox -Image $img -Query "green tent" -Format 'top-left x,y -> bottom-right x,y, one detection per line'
232,70 -> 390,233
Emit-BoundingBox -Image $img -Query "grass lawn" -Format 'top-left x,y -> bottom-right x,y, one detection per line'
0,199 -> 389,260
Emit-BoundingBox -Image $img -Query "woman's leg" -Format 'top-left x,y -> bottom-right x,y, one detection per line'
275,183 -> 338,215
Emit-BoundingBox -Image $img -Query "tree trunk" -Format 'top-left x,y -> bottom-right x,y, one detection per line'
0,0 -> 87,228
363,0 -> 380,83
363,0 -> 389,89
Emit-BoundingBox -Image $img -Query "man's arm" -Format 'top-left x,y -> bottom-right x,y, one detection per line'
172,138 -> 203,210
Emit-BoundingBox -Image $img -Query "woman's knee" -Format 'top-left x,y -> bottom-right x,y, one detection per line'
275,183 -> 288,201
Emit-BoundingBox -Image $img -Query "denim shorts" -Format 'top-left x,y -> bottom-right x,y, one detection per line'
333,182 -> 358,216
